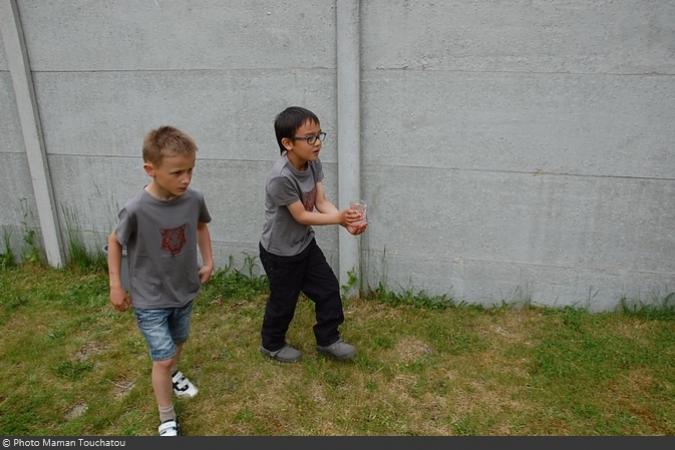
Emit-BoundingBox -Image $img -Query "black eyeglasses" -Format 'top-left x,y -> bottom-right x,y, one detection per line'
292,132 -> 327,145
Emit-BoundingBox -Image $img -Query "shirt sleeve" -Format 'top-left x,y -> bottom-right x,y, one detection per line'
313,159 -> 325,183
267,175 -> 300,206
198,193 -> 212,224
114,207 -> 136,246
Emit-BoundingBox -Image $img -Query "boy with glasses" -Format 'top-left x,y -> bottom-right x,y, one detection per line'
259,106 -> 367,363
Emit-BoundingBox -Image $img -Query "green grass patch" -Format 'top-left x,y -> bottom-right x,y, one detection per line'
0,264 -> 672,435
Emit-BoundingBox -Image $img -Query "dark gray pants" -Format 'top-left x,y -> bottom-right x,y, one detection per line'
259,239 -> 344,351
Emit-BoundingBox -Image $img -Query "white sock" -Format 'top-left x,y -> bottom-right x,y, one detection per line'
158,404 -> 176,423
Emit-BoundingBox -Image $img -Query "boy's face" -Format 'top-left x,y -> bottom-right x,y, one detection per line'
282,120 -> 323,167
144,152 -> 195,199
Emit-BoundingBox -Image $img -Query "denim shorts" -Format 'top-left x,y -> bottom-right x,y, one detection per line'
134,301 -> 193,361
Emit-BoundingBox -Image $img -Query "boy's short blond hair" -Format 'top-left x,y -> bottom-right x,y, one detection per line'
143,126 -> 197,166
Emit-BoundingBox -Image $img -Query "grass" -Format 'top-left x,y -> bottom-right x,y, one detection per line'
0,263 -> 673,435
62,205 -> 108,271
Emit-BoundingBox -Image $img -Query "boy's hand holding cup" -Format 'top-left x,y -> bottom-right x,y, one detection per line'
347,200 -> 368,235
349,200 -> 367,224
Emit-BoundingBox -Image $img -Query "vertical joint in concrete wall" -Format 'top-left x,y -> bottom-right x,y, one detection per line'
336,0 -> 361,296
0,0 -> 64,267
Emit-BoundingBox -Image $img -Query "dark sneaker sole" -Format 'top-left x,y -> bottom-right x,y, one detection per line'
316,348 -> 357,361
259,347 -> 301,363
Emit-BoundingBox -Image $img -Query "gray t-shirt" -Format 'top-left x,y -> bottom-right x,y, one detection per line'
115,188 -> 211,309
260,153 -> 324,256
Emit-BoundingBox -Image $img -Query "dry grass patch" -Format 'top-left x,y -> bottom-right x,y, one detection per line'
64,403 -> 88,421
74,342 -> 105,361
391,336 -> 433,364
110,378 -> 136,399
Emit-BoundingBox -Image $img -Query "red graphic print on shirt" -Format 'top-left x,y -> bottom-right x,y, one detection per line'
303,187 -> 317,212
161,225 -> 187,256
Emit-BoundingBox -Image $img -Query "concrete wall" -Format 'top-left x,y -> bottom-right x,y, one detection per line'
12,0 -> 340,268
0,27 -> 39,253
360,0 -> 675,309
1,0 -> 673,309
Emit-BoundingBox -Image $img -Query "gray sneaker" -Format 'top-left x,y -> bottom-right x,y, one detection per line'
316,339 -> 356,360
260,344 -> 302,363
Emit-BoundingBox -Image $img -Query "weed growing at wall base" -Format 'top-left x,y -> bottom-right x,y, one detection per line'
20,200 -> 44,265
341,269 -> 360,299
618,293 -> 675,321
200,254 -> 268,301
65,236 -> 107,271
0,230 -> 16,269
366,281 -> 459,310
61,205 -> 107,270
21,227 -> 43,265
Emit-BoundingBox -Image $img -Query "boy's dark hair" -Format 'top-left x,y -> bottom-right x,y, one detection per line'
274,106 -> 320,155
143,126 -> 198,166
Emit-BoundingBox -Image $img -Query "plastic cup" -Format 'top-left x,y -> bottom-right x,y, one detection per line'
350,200 -> 367,225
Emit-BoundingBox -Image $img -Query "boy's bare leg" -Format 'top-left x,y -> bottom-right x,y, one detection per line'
170,343 -> 183,374
152,357 -> 176,413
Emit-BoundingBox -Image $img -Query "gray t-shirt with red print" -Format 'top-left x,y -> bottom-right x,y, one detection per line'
114,188 -> 211,309
260,153 -> 324,256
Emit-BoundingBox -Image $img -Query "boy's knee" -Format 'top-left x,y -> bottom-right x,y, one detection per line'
153,357 -> 175,371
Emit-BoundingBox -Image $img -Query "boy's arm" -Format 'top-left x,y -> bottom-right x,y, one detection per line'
288,182 -> 360,226
314,181 -> 367,235
197,221 -> 214,284
314,181 -> 338,214
287,200 -> 346,226
107,232 -> 131,312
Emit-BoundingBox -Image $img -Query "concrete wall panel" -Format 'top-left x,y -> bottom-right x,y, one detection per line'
357,0 -> 675,308
32,70 -> 337,162
47,154 -> 340,271
362,0 -> 675,74
366,250 -> 674,311
362,165 -> 675,307
0,30 -> 7,69
0,73 -> 25,153
0,61 -> 37,256
0,152 -> 37,225
17,0 -> 336,71
47,155 -> 143,238
0,152 -> 39,251
362,71 -> 675,179
1,18 -> 39,258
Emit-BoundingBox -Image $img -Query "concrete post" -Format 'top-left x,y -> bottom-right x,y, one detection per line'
0,0 -> 64,267
336,0 -> 361,295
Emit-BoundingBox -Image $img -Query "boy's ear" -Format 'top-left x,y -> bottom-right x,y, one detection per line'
143,162 -> 155,177
281,137 -> 293,152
